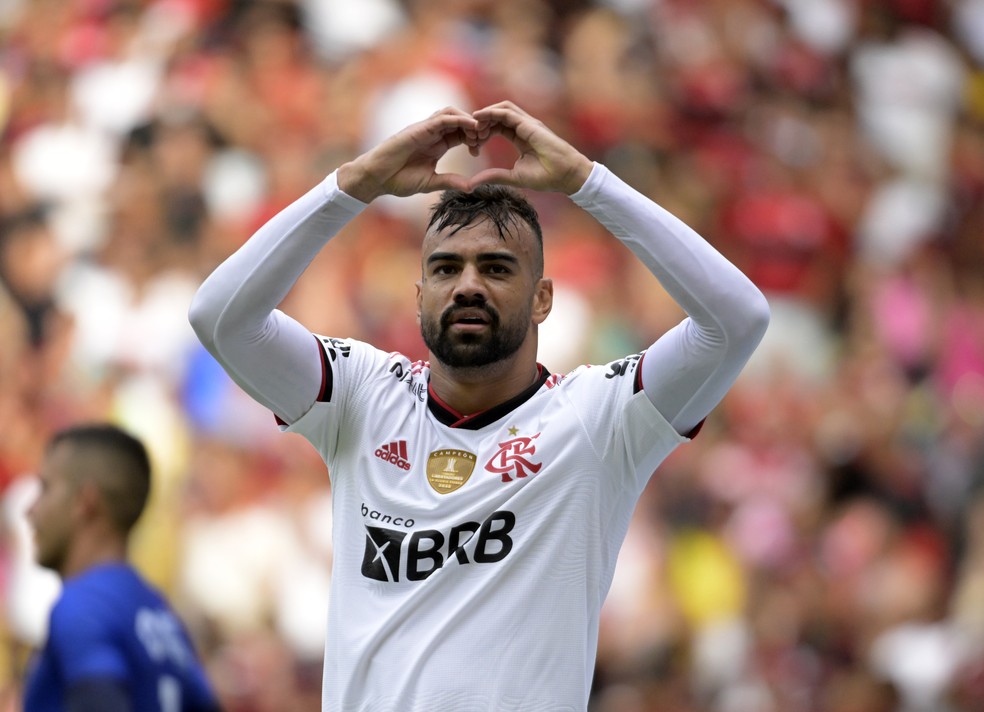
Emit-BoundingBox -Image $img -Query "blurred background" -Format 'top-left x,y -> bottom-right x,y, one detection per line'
0,0 -> 983,710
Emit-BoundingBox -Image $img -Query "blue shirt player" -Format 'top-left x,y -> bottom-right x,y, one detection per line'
24,424 -> 221,712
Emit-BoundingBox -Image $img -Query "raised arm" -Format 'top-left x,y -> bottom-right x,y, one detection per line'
573,166 -> 770,435
468,102 -> 771,435
189,108 -> 481,423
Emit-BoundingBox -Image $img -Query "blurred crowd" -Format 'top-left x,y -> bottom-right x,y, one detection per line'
0,0 -> 983,709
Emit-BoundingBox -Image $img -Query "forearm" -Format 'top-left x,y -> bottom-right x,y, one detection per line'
570,164 -> 770,432
191,171 -> 365,344
189,171 -> 367,421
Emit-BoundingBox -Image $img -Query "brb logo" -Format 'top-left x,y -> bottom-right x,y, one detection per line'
361,510 -> 515,582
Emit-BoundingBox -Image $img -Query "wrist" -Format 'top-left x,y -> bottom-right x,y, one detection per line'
337,161 -> 381,203
563,158 -> 594,195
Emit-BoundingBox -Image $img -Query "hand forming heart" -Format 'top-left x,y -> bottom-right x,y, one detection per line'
336,101 -> 594,203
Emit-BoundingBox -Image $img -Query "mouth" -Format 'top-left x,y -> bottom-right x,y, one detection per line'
448,321 -> 489,334
445,308 -> 493,330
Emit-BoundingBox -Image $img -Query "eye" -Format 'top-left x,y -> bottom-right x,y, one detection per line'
485,263 -> 511,275
431,264 -> 458,276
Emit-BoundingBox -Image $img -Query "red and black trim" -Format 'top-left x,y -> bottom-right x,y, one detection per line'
634,350 -> 704,439
315,335 -> 334,403
273,335 -> 335,427
427,365 -> 551,430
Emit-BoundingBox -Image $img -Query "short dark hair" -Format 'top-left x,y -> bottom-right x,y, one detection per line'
48,424 -> 151,534
427,186 -> 544,277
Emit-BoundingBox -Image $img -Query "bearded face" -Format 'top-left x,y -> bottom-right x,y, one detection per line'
420,296 -> 532,369
416,215 -> 553,377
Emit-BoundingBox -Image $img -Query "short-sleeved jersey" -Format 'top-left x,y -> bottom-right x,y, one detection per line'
287,337 -> 687,712
23,563 -> 219,712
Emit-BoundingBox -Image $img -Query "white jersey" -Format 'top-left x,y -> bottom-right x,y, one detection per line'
288,337 -> 685,712
189,155 -> 770,711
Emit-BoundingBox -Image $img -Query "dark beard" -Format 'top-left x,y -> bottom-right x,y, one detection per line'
421,302 -> 529,368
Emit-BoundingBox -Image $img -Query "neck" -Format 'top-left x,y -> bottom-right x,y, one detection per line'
428,352 -> 540,416
61,530 -> 128,580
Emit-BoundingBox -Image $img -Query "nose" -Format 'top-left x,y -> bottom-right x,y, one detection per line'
452,264 -> 487,304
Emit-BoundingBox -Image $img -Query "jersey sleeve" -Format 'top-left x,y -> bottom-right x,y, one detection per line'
283,337 -> 398,470
570,163 -> 771,436
188,171 -> 369,425
47,593 -> 129,685
561,356 -> 688,494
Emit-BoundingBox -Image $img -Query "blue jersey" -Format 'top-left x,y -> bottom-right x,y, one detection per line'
23,563 -> 218,712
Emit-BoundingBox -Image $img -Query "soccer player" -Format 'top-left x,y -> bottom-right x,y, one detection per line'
23,424 -> 221,712
189,102 -> 771,710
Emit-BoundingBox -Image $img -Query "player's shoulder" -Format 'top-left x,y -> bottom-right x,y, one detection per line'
546,352 -> 645,391
57,564 -> 154,614
313,334 -> 430,388
313,334 -> 357,359
314,335 -> 423,370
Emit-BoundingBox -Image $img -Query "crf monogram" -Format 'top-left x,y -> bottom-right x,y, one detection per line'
485,435 -> 542,483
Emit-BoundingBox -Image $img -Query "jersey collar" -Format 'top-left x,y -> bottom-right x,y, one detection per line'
427,365 -> 551,429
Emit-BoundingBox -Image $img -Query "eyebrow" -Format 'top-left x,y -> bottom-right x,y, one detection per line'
426,251 -> 520,267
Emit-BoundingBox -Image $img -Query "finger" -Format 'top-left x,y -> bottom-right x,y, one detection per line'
465,129 -> 495,154
460,121 -> 523,159
427,128 -> 481,156
472,100 -> 530,124
427,171 -> 474,193
465,167 -> 521,190
472,110 -> 535,151
420,109 -> 481,144
429,105 -> 478,123
473,103 -> 533,132
478,121 -> 516,140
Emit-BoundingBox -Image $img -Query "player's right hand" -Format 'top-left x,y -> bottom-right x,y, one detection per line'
337,107 -> 481,202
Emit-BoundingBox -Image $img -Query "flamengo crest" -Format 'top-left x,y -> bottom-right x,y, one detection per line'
485,433 -> 542,483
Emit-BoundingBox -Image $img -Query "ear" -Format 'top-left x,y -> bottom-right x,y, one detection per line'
74,480 -> 104,523
532,278 -> 553,325
415,280 -> 423,324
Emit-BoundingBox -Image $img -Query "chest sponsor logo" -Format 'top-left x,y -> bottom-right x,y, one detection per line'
361,511 -> 515,582
426,449 -> 476,494
484,433 -> 542,483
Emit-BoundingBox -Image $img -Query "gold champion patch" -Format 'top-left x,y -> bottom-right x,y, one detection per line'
426,449 -> 477,494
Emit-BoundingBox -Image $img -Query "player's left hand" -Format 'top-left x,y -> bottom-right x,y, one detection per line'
466,102 -> 593,195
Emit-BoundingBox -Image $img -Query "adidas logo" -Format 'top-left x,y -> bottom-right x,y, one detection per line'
374,441 -> 412,471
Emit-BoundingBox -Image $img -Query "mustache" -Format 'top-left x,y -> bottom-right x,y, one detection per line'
440,303 -> 500,329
